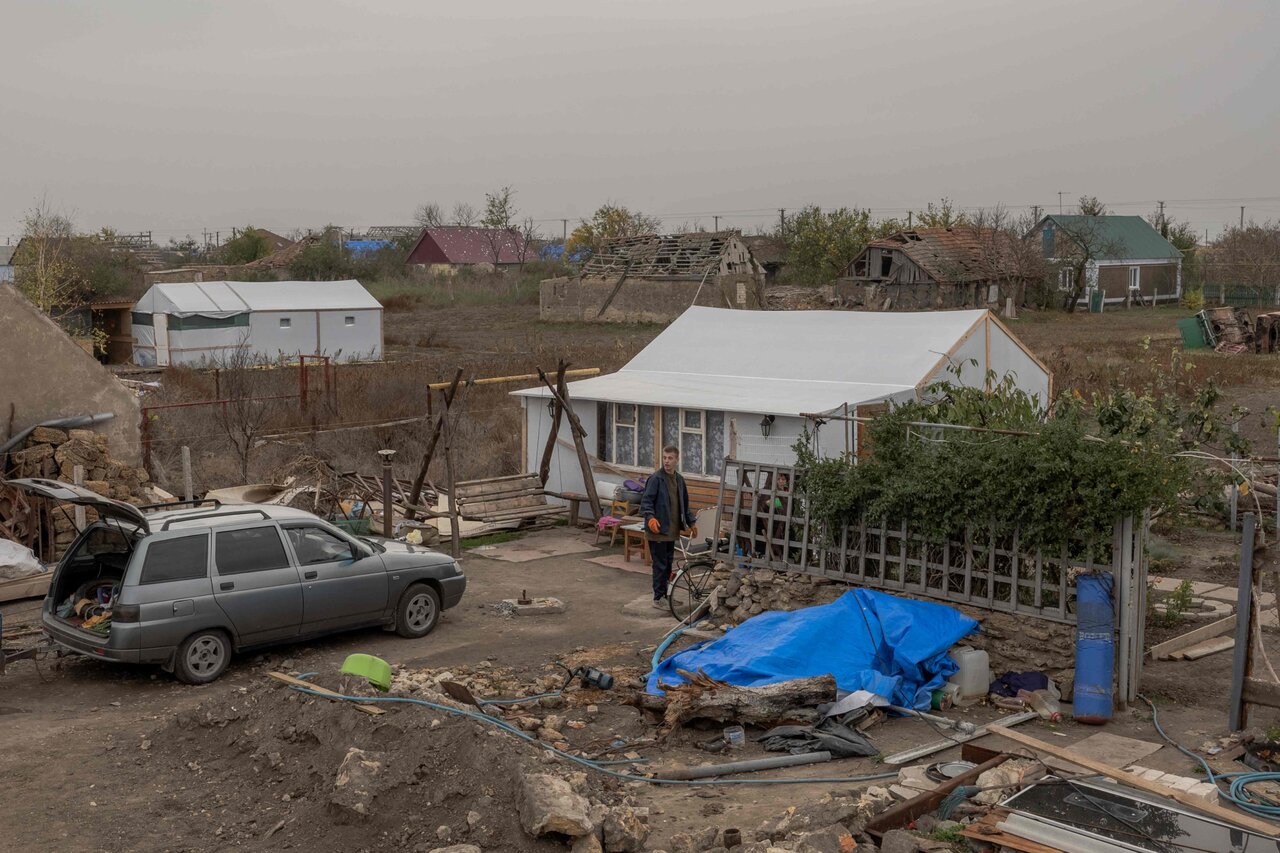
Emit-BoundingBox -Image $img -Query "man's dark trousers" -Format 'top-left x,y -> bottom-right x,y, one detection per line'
651,541 -> 675,601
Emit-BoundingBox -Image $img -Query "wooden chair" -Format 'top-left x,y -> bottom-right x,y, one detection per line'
621,522 -> 650,564
594,498 -> 632,546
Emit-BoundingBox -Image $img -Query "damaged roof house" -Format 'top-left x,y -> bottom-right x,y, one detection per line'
842,226 -> 1037,309
540,231 -> 765,324
405,226 -> 533,273
1027,214 -> 1183,306
514,306 -> 1050,517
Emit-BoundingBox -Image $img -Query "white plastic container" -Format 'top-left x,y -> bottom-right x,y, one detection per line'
947,646 -> 990,702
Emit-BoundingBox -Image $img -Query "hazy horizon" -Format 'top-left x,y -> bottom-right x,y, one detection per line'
2,0 -> 1277,243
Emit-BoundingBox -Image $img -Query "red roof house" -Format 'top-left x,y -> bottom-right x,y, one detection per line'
405,226 -> 531,268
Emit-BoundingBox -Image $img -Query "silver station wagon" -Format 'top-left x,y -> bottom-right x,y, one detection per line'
8,478 -> 466,684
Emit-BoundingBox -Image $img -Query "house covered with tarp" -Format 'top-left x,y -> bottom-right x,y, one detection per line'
512,306 -> 1051,510
131,279 -> 382,366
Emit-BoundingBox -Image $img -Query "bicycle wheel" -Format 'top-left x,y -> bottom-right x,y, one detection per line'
668,559 -> 717,621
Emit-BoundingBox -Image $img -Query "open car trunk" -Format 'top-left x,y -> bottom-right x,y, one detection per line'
49,523 -> 141,639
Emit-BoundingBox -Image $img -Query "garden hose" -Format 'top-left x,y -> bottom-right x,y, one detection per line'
1140,694 -> 1280,821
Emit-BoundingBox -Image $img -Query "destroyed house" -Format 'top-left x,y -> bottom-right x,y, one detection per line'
131,279 -> 383,367
1028,215 -> 1183,306
540,231 -> 765,323
844,227 -> 1034,308
513,306 -> 1050,516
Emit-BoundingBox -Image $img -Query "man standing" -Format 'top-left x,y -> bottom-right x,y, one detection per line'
641,445 -> 696,608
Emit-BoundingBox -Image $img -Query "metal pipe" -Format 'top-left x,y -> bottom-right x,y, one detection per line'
427,367 -> 599,390
653,751 -> 833,781
1229,513 -> 1257,731
886,705 -> 977,735
0,412 -> 116,457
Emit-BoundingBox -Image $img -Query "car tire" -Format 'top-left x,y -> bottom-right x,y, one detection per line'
174,629 -> 232,684
395,584 -> 441,638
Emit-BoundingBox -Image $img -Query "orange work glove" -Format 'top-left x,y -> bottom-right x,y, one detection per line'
646,517 -> 661,534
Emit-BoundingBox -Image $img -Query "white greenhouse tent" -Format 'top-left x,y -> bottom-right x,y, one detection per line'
132,280 -> 383,366
512,306 -> 1051,514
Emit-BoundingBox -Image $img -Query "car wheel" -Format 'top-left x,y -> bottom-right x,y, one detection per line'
395,584 -> 441,638
174,630 -> 231,684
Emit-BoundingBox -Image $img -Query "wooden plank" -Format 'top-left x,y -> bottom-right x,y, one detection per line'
867,753 -> 1010,835
1242,676 -> 1280,710
1150,614 -> 1237,659
960,811 -> 1063,853
1173,636 -> 1235,661
985,725 -> 1280,836
267,672 -> 384,715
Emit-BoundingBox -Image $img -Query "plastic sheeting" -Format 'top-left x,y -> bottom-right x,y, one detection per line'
647,589 -> 979,710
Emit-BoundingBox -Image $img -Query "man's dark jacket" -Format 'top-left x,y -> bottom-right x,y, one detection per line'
640,469 -> 696,538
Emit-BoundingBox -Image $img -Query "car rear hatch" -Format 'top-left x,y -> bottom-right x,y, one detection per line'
3,478 -> 150,531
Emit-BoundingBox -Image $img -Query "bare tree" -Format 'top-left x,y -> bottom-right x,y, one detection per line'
515,216 -> 540,269
1049,208 -> 1125,312
1210,221 -> 1280,304
967,206 -> 1048,308
414,203 -> 444,228
212,343 -> 278,483
451,202 -> 478,227
13,197 -> 88,320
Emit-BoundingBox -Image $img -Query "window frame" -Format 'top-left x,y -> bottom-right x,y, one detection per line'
344,315 -> 355,326
138,532 -> 210,585
612,402 -> 639,467
212,524 -> 293,576
1128,267 -> 1141,291
279,317 -> 292,329
679,408 -> 706,475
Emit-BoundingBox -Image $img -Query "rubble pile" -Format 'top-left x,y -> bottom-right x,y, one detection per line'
5,426 -> 153,555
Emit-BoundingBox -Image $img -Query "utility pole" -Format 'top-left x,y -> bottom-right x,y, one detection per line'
1058,192 -> 1066,214
1158,201 -> 1166,237
1241,206 -> 1246,229
561,219 -> 568,241
778,209 -> 786,235
713,215 -> 720,232
1032,205 -> 1041,221
907,211 -> 913,228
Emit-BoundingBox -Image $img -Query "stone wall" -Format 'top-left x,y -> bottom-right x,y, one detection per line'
707,564 -> 1077,697
539,275 -> 763,324
5,426 -> 153,558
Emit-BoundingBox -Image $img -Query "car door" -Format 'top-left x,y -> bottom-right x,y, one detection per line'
283,523 -> 387,634
133,531 -> 217,652
210,524 -> 303,646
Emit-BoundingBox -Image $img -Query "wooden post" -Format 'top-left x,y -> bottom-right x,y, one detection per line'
442,391 -> 462,558
1229,513 -> 1257,731
181,446 -> 194,502
406,369 -> 463,520
72,465 -> 85,531
538,369 -> 601,521
537,361 -> 566,486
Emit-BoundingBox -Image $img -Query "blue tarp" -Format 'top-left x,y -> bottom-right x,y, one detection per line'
646,589 -> 979,710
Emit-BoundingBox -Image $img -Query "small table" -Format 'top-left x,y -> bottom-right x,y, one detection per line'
621,523 -> 650,565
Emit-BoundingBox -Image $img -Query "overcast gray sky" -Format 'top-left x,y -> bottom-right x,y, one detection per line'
2,0 -> 1277,242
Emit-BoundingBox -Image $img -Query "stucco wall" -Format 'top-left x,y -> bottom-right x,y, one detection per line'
0,284 -> 142,464
540,276 -> 762,324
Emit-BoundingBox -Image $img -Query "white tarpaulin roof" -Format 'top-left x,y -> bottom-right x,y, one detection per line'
135,280 -> 381,316
513,306 -> 994,416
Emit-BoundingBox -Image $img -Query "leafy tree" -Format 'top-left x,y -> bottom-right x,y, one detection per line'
1049,215 -> 1126,313
13,199 -> 89,319
287,234 -> 355,280
220,227 -> 273,265
1209,221 -> 1280,303
414,203 -> 444,228
480,186 -> 519,265
911,197 -> 971,229
780,205 -> 877,285
565,203 -> 662,256
1077,195 -> 1108,216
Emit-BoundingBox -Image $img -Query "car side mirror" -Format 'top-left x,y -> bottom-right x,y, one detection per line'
350,543 -> 363,561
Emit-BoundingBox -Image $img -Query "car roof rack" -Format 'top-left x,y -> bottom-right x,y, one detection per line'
160,508 -> 271,531
139,497 -> 222,512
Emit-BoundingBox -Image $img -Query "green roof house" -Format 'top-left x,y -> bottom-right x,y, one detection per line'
1028,215 -> 1183,307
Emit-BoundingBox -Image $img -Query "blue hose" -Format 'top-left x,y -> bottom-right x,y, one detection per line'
284,674 -> 897,787
1140,694 -> 1280,822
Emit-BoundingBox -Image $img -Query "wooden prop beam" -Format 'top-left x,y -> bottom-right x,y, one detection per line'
538,368 -> 601,521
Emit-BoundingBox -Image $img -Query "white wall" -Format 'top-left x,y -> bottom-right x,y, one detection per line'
317,308 -> 382,361
988,323 -> 1051,405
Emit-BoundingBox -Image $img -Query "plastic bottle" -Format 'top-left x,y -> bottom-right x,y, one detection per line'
1018,688 -> 1063,722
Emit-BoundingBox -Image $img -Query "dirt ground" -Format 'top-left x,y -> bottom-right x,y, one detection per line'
3,524 -> 1278,852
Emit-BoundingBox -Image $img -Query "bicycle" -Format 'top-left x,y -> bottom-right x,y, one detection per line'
665,534 -> 726,621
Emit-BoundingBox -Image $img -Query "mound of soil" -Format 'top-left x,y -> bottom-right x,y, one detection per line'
155,675 -> 614,852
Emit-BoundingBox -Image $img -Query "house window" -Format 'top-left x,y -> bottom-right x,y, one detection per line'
681,409 -> 705,475
344,316 -> 355,326
613,403 -> 637,467
279,318 -> 291,329
1058,268 -> 1074,291
879,252 -> 894,277
1128,267 -> 1140,292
